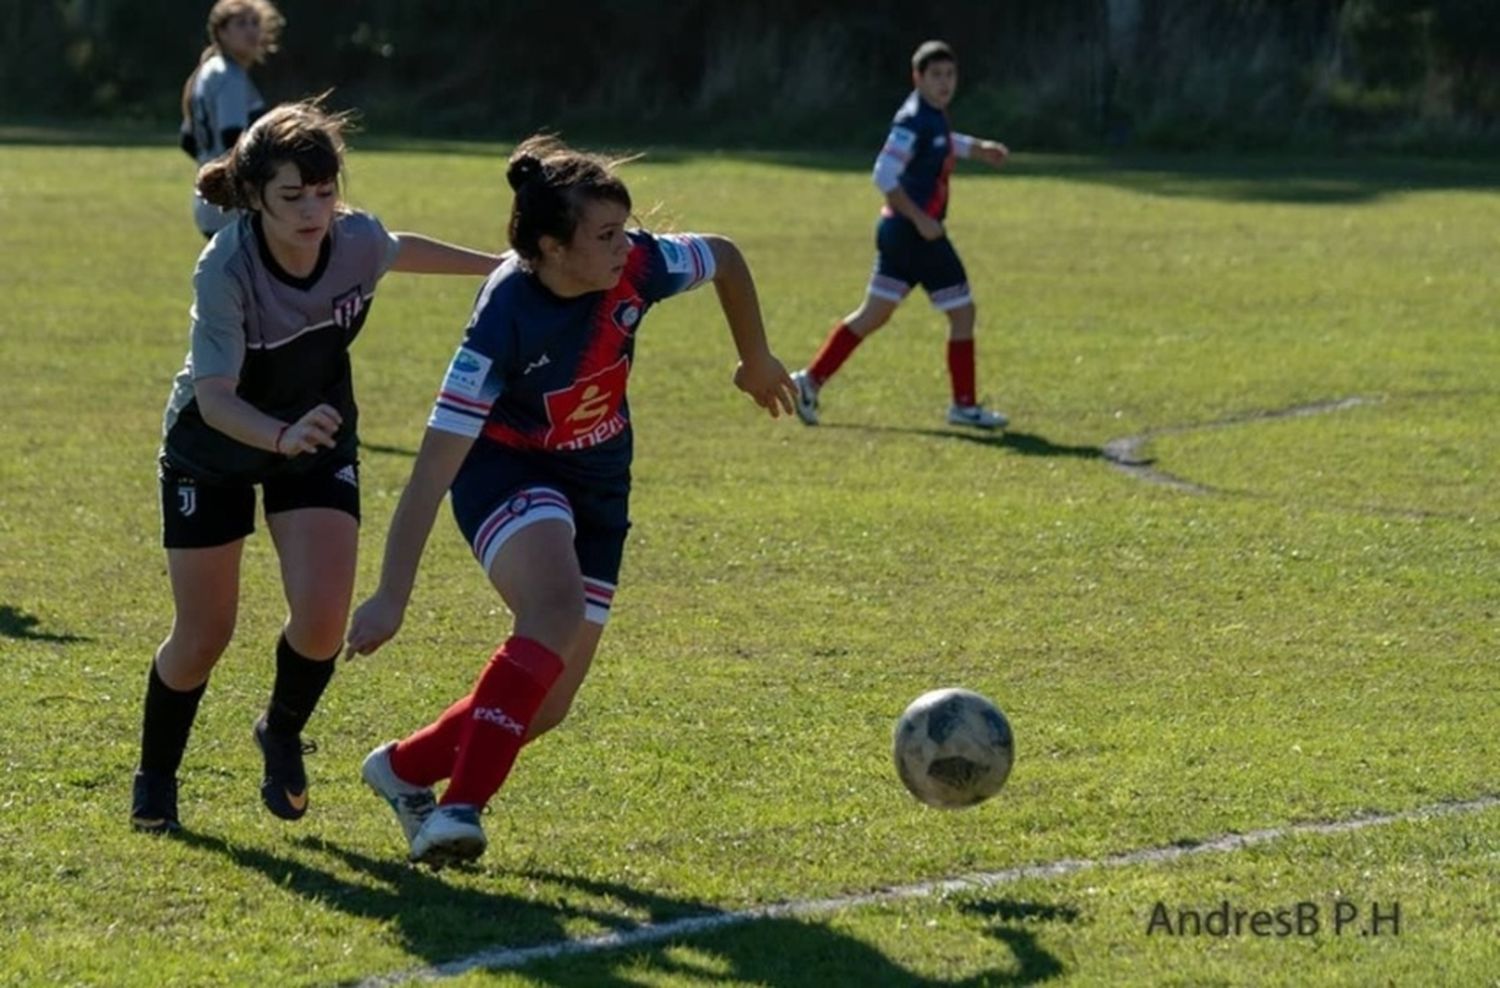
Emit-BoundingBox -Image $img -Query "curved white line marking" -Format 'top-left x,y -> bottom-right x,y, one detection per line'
359,794 -> 1498,986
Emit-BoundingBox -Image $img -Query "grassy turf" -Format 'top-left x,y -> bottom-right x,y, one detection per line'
0,136 -> 1495,986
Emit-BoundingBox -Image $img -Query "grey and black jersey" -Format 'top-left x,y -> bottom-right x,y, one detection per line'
161,209 -> 401,486
186,55 -> 263,234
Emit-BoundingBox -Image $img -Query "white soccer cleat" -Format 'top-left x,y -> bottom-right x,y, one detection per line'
409,804 -> 487,867
790,370 -> 820,426
946,403 -> 1009,430
361,742 -> 437,848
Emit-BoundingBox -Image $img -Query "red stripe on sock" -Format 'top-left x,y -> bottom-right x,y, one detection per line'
948,339 -> 976,407
440,636 -> 565,808
808,323 -> 864,386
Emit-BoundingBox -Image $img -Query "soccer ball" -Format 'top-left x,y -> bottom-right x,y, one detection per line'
893,688 -> 1014,809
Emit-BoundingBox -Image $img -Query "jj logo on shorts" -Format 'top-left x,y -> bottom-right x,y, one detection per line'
177,485 -> 197,517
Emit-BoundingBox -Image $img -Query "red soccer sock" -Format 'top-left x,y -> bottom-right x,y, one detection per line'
807,323 -> 865,386
440,636 -> 565,808
948,339 -> 976,407
389,695 -> 472,788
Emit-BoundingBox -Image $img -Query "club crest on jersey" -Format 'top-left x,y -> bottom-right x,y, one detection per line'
331,287 -> 366,330
611,297 -> 643,332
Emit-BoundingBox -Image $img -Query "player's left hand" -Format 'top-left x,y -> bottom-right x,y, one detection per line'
734,352 -> 797,418
977,142 -> 1010,167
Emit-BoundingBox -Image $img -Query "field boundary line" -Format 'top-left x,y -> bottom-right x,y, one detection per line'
357,794 -> 1498,986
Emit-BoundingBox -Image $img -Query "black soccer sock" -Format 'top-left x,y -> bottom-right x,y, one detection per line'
264,633 -> 336,736
139,660 -> 207,776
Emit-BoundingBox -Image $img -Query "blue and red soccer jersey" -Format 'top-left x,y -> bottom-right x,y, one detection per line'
428,229 -> 716,476
874,91 -> 972,222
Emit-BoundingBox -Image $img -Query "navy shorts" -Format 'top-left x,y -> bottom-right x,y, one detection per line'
869,215 -> 972,311
450,443 -> 630,625
160,456 -> 361,549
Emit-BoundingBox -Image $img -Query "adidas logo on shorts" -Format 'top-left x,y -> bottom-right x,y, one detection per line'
335,465 -> 358,487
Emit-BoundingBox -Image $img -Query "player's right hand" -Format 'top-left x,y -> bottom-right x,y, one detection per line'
279,404 -> 343,456
915,214 -> 945,241
344,592 -> 405,660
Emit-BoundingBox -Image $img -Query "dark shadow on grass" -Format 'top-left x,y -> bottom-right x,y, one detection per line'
0,605 -> 90,643
515,869 -> 1073,987
826,424 -> 1107,461
172,830 -> 1071,984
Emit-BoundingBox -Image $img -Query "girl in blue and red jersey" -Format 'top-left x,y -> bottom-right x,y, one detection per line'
344,135 -> 797,866
791,40 -> 1012,430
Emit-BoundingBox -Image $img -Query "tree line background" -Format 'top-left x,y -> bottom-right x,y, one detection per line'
2,0 -> 1497,150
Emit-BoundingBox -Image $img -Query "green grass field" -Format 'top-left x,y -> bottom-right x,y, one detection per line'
0,134 -> 1496,986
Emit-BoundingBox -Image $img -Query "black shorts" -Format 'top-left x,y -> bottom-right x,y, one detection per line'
450,442 -> 630,625
160,457 -> 361,549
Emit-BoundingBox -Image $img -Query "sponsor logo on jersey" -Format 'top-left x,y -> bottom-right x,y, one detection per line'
659,237 -> 692,275
543,356 -> 630,450
332,287 -> 366,330
444,347 -> 493,398
933,134 -> 948,147
177,486 -> 197,517
334,464 -> 358,487
473,706 -> 526,736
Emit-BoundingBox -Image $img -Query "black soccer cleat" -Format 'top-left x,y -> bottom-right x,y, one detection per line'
252,714 -> 317,821
131,769 -> 182,834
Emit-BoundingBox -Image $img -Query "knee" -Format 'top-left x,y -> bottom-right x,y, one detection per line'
162,616 -> 235,676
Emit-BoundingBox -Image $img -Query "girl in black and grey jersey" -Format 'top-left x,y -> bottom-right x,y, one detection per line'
179,0 -> 285,237
134,99 -> 502,834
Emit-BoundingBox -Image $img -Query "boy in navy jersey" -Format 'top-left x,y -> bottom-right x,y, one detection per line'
791,40 -> 1012,429
345,136 -> 797,866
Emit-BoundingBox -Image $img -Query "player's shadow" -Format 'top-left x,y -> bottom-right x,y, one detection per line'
518,870 -> 1075,987
0,605 -> 90,643
174,832 -> 1071,984
827,424 -> 1112,462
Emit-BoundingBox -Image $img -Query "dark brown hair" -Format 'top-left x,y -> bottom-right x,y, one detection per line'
505,135 -> 633,264
911,40 -> 956,74
196,98 -> 348,211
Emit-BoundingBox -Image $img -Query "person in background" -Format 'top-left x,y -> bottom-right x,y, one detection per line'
179,0 -> 285,237
790,40 -> 1012,430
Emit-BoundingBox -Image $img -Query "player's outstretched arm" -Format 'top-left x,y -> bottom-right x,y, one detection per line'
955,133 -> 1010,168
703,235 -> 796,418
389,233 -> 503,276
345,427 -> 475,659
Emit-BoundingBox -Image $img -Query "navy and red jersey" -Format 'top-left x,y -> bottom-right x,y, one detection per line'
428,230 -> 716,478
874,91 -> 969,221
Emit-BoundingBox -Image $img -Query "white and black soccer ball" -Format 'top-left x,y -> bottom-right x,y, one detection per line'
893,688 -> 1014,809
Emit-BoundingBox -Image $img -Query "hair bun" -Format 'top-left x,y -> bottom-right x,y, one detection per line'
507,154 -> 544,192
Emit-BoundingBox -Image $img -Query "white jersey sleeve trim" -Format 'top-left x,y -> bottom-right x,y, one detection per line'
656,233 -> 717,292
873,126 -> 917,193
428,344 -> 502,437
952,133 -> 976,159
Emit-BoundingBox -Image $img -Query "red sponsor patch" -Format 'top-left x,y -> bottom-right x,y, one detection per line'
542,356 -> 631,450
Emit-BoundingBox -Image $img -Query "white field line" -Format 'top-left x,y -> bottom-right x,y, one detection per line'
358,795 -> 1498,986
